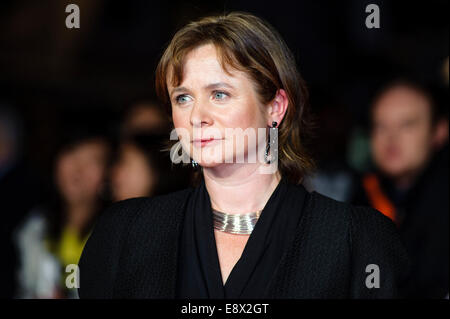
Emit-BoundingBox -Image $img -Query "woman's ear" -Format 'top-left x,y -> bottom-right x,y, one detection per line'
267,89 -> 288,127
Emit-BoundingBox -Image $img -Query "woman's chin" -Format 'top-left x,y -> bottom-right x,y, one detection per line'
194,159 -> 223,168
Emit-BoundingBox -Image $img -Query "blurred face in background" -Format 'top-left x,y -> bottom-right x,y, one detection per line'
169,43 -> 269,167
55,138 -> 108,205
110,143 -> 156,201
371,85 -> 435,183
122,102 -> 168,136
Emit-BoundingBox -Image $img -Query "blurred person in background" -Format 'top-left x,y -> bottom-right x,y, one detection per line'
0,104 -> 41,298
120,99 -> 171,137
14,127 -> 111,298
110,133 -> 191,201
352,79 -> 449,298
302,92 -> 355,202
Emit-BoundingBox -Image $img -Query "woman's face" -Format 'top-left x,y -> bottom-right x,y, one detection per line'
168,43 -> 269,167
110,143 -> 156,201
55,139 -> 108,204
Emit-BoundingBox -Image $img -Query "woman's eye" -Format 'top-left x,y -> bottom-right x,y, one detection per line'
175,94 -> 192,104
212,91 -> 228,100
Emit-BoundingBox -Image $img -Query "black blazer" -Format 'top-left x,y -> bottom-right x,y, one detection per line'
78,187 -> 410,299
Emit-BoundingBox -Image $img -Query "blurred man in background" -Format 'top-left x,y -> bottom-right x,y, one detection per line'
353,79 -> 448,298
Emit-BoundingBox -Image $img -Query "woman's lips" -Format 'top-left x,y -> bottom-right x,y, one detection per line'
191,138 -> 223,147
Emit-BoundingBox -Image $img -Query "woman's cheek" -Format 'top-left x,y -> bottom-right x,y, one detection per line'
171,111 -> 183,129
221,105 -> 252,129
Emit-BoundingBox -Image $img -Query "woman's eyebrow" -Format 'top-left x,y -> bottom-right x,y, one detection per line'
169,86 -> 189,97
170,82 -> 234,97
204,82 -> 234,90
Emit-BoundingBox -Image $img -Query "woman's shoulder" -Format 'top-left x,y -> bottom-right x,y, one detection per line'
301,189 -> 402,249
305,189 -> 395,229
96,187 -> 195,228
78,187 -> 196,298
305,190 -> 410,290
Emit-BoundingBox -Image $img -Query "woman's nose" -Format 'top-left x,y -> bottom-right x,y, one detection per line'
189,101 -> 212,128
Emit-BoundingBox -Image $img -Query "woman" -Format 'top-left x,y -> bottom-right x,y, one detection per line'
110,133 -> 191,201
78,12 -> 409,299
15,129 -> 110,298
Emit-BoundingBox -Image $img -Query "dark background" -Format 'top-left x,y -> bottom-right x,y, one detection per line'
0,0 -> 449,210
0,0 -> 448,299
0,0 -> 448,180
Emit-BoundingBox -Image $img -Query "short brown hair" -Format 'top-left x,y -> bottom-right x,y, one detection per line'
155,11 -> 314,184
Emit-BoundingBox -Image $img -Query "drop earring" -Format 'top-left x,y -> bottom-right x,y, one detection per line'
265,121 -> 278,164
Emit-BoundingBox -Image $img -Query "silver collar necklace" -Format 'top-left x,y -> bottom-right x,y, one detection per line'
212,208 -> 262,235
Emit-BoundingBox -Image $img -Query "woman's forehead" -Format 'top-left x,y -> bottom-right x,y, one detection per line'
167,47 -> 250,91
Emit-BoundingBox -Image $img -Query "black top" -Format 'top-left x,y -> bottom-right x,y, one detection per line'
78,179 -> 410,298
176,177 -> 307,298
352,145 -> 449,298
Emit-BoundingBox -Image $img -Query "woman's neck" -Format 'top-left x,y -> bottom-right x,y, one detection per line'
64,200 -> 97,233
203,163 -> 281,215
